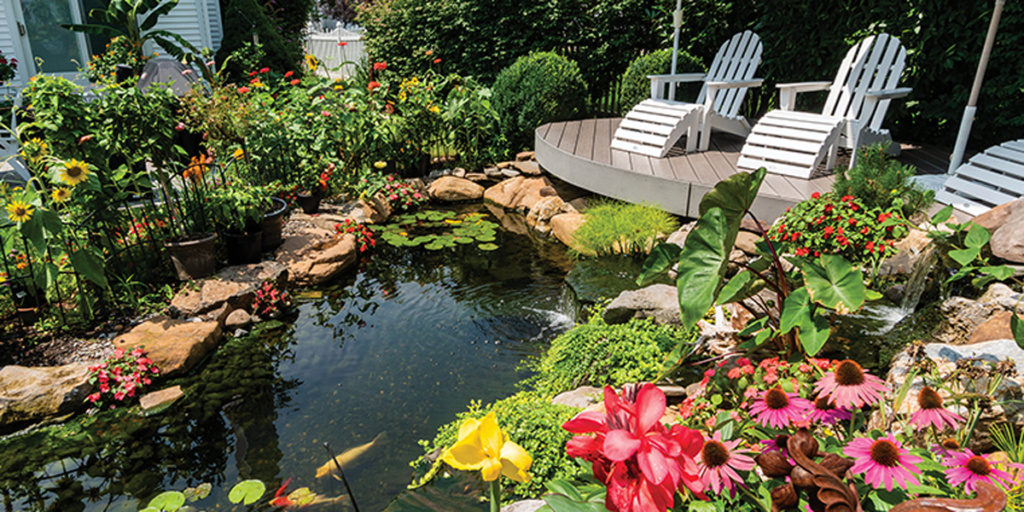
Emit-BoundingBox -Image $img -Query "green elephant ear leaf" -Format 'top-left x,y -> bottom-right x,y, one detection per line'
228,480 -> 265,505
800,254 -> 866,314
698,167 -> 766,253
637,243 -> 682,287
1012,314 -> 1024,350
780,288 -> 831,356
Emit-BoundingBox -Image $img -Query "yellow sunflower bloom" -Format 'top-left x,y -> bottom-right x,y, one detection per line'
52,188 -> 72,203
60,159 -> 92,186
6,200 -> 34,223
441,412 -> 532,483
233,148 -> 245,160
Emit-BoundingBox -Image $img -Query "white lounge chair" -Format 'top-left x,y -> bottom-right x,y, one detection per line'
738,33 -> 911,179
611,30 -> 763,158
935,139 -> 1024,216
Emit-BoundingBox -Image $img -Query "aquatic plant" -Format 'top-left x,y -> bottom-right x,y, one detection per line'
374,210 -> 500,251
571,200 -> 679,257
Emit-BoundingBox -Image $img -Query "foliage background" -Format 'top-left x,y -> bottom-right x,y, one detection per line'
216,0 -> 315,76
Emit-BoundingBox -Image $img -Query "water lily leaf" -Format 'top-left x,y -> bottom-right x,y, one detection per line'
424,242 -> 444,250
476,235 -> 496,242
228,480 -> 266,505
800,254 -> 866,314
412,236 -> 434,245
478,243 -> 499,251
454,237 -> 474,244
148,491 -> 186,511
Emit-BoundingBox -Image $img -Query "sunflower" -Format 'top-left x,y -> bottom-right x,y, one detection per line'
52,187 -> 72,203
304,54 -> 319,72
232,148 -> 245,160
60,159 -> 92,186
6,200 -> 34,223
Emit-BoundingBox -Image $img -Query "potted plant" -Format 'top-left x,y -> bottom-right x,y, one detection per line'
208,185 -> 269,265
163,154 -> 219,280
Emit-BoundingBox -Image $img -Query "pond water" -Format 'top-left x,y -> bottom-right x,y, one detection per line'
0,206 -> 578,511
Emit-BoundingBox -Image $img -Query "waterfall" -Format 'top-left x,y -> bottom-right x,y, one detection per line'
899,247 -> 936,314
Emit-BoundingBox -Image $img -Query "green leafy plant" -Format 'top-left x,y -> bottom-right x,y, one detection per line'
571,200 -> 679,257
207,185 -> 270,234
926,205 -> 1014,290
0,48 -> 18,85
492,52 -> 588,153
619,48 -> 706,115
833,143 -> 934,219
336,219 -> 377,253
61,0 -> 194,62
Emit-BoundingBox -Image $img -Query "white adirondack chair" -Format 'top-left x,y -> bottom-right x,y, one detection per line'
738,33 -> 911,179
611,30 -> 763,158
936,139 -> 1024,216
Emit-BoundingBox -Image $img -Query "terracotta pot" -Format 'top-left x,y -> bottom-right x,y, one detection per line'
222,230 -> 263,265
164,232 -> 217,280
261,197 -> 288,251
296,191 -> 323,214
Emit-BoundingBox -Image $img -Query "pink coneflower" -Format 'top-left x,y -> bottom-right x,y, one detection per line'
809,394 -> 853,425
943,449 -> 1021,493
933,438 -> 962,459
909,386 -> 963,431
845,434 -> 922,491
749,387 -> 811,429
697,431 -> 755,497
815,359 -> 888,409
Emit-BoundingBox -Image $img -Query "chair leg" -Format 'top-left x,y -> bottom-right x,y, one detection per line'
698,110 -> 711,152
685,114 -> 698,153
826,139 -> 839,170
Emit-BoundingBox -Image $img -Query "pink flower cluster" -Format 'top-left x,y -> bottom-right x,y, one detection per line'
381,174 -> 427,212
252,280 -> 291,317
86,348 -> 159,409
335,219 -> 376,253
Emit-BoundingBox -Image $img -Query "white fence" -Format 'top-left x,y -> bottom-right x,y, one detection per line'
304,25 -> 366,78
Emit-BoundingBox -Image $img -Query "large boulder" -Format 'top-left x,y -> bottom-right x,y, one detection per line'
603,284 -> 681,326
115,316 -> 222,376
878,228 -> 933,276
931,288 -> 1024,345
552,386 -> 603,409
428,176 -> 485,202
991,211 -> 1024,263
275,230 -> 358,287
526,196 -> 571,235
0,364 -> 93,433
484,176 -> 553,213
550,212 -> 588,254
169,261 -> 288,318
974,198 -> 1024,232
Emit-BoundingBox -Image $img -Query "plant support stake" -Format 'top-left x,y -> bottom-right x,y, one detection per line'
323,442 -> 360,512
948,0 -> 1006,173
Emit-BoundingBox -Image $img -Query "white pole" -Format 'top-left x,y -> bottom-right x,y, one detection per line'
668,0 -> 682,100
948,0 -> 1006,174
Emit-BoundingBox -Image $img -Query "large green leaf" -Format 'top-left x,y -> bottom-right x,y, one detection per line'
675,207 -> 732,331
800,254 -> 866,314
636,243 -> 681,286
780,288 -> 811,334
1012,314 -> 1024,350
541,494 -> 606,512
930,204 -> 953,224
697,168 -> 766,264
948,247 -> 980,267
69,248 -> 108,288
227,480 -> 265,505
147,491 -> 185,511
964,222 -> 992,249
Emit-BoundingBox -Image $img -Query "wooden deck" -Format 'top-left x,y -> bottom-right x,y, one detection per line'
535,118 -> 953,221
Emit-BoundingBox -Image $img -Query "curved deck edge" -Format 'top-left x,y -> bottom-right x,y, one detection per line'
535,123 -> 796,221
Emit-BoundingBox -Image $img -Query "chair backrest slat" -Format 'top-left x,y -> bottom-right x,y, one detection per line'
822,33 -> 907,127
697,30 -> 762,118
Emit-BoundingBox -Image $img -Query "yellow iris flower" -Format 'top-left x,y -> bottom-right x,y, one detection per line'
441,412 -> 532,482
6,200 -> 34,223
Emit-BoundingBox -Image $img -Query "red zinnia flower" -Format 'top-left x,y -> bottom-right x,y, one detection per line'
373,61 -> 387,71
284,70 -> 294,78
238,86 -> 250,93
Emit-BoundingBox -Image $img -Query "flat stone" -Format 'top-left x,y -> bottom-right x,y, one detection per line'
515,151 -> 535,162
484,167 -> 503,178
603,284 -> 681,326
526,196 -> 568,233
502,500 -> 546,512
0,364 -> 93,432
202,303 -> 232,324
452,167 -> 466,178
427,176 -> 484,202
739,218 -> 771,234
539,186 -> 557,197
465,172 -> 490,182
275,230 -> 358,287
991,208 -> 1024,263
552,386 -> 603,408
932,296 -> 1006,345
115,316 -> 222,376
501,169 -> 521,178
734,231 -> 760,255
225,309 -> 252,329
140,385 -> 183,411
512,160 -> 541,176
968,310 -> 1022,345
169,261 -> 288,318
667,222 -> 697,248
878,228 -> 933,276
568,197 -> 589,213
496,161 -> 513,169
979,283 -> 1017,304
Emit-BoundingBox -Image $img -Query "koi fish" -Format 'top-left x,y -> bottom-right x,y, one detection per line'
315,432 -> 386,480
271,477 -> 349,509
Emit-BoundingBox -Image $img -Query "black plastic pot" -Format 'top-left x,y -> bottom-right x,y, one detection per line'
10,281 -> 44,327
261,197 -> 288,251
223,230 -> 263,265
296,191 -> 323,214
164,232 -> 218,280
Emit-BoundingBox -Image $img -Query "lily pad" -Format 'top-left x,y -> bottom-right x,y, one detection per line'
478,243 -> 499,251
228,480 -> 266,505
148,491 -> 186,511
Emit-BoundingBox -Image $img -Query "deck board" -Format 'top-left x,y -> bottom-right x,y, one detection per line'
535,118 -> 954,220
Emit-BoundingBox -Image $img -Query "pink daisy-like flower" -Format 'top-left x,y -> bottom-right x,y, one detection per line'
909,386 -> 964,431
815,359 -> 888,409
808,395 -> 853,425
932,438 -> 963,460
748,387 -> 811,429
696,431 -> 756,498
943,449 -> 1021,493
845,434 -> 922,491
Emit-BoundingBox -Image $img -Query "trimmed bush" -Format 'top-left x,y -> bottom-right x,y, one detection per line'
619,49 -> 706,115
491,52 -> 588,153
571,200 -> 679,257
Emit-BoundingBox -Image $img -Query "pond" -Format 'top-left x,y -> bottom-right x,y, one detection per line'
0,206 -> 578,511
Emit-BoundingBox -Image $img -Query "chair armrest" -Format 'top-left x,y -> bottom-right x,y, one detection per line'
648,73 -> 706,83
865,87 -> 912,100
706,79 -> 764,90
776,81 -> 832,93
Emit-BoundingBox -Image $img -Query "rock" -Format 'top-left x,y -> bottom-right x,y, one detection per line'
203,303 -> 232,324
484,167 -> 503,179
140,385 -> 183,411
884,284 -> 906,304
878,228 -> 933,276
666,222 -> 697,248
991,211 -> 1024,263
427,176 -> 484,202
427,169 -> 452,179
115,316 -> 222,376
465,172 -> 490,183
539,186 -> 557,197
225,309 -> 252,329
979,282 -> 1016,305
526,196 -> 568,234
740,218 -> 771,234
496,161 -> 514,169
502,500 -> 546,512
169,262 -> 288,318
0,364 -> 93,432
485,204 -> 530,236
974,198 -> 1024,232
275,230 -> 358,287
513,160 -> 542,176
551,212 -> 588,254
658,385 -> 687,397
932,296 -> 1007,345
568,196 -> 589,213
969,311 -> 1021,345
484,176 -> 554,213
234,328 -> 249,337
552,386 -> 603,408
501,169 -> 521,179
603,284 -> 681,326
452,167 -> 466,178
515,151 -> 535,162
734,231 -> 760,255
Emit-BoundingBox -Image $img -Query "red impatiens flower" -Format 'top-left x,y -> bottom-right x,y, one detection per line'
259,67 -> 270,74
823,226 -> 834,239
811,192 -> 821,199
238,86 -> 250,93
795,247 -> 810,257
433,58 -> 442,64
338,41 -> 348,46
248,71 -> 257,77
290,79 -> 300,85
563,384 -> 706,511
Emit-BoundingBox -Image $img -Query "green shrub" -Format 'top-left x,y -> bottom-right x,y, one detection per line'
619,49 -> 706,115
215,0 -> 309,78
491,52 -> 588,153
832,143 -> 934,219
415,391 -> 581,499
571,201 -> 679,257
525,314 -> 696,396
